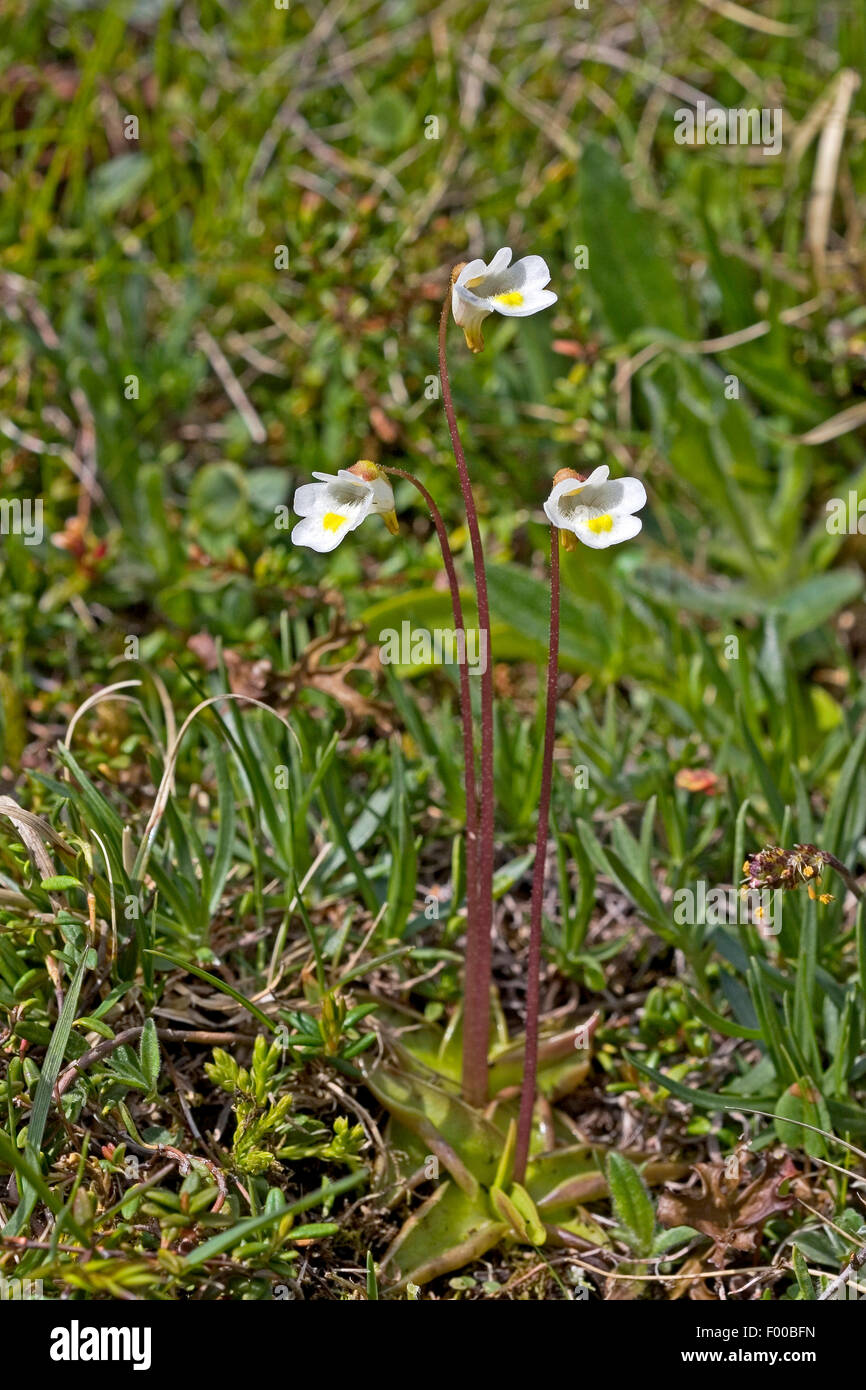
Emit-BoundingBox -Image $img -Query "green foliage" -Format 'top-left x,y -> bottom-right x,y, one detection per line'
206,1036 -> 364,1176
206,1038 -> 296,1176
605,1153 -> 694,1261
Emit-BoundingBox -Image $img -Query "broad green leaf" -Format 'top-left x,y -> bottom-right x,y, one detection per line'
382,1180 -> 507,1288
577,142 -> 691,339
773,570 -> 863,641
792,1245 -> 816,1299
139,1018 -> 160,1093
40,875 -> 82,892
606,1152 -> 656,1258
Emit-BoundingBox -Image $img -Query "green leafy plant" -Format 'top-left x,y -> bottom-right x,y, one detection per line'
206,1036 -> 364,1177
362,1002 -> 686,1288
606,1153 -> 694,1261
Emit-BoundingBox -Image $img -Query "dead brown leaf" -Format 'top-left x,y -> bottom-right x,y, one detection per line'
658,1150 -> 797,1270
188,599 -> 392,735
280,607 -> 393,734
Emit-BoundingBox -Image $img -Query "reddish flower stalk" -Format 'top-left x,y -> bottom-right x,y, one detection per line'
382,466 -> 478,932
514,526 -> 560,1183
438,292 -> 494,1108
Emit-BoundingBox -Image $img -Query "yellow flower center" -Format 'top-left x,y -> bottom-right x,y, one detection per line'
323,512 -> 346,532
586,514 -> 613,534
494,291 -> 524,307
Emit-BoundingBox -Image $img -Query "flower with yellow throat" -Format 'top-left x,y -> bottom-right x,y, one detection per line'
291,460 -> 398,553
544,466 -> 646,549
451,248 -> 557,353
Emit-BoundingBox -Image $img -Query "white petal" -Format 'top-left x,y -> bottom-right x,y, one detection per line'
367,475 -> 396,514
604,476 -> 647,515
485,246 -> 513,276
543,493 -> 566,527
509,254 -> 553,290
579,476 -> 646,516
455,258 -> 489,290
573,513 -> 643,549
582,464 -> 611,489
292,482 -> 326,518
325,478 -> 375,518
456,249 -> 512,298
492,287 -> 557,318
335,469 -> 372,491
453,283 -> 491,319
291,514 -> 347,553
544,466 -> 609,514
485,255 -> 554,300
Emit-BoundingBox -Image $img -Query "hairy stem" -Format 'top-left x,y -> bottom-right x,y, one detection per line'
822,852 -> 864,902
382,465 -> 478,929
439,292 -> 494,1108
514,528 -> 560,1183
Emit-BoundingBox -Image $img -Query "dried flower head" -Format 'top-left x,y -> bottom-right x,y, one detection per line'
741,844 -> 834,903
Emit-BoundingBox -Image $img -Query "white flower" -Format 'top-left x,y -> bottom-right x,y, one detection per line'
451,247 -> 557,352
292,460 -> 398,553
543,465 -> 646,550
